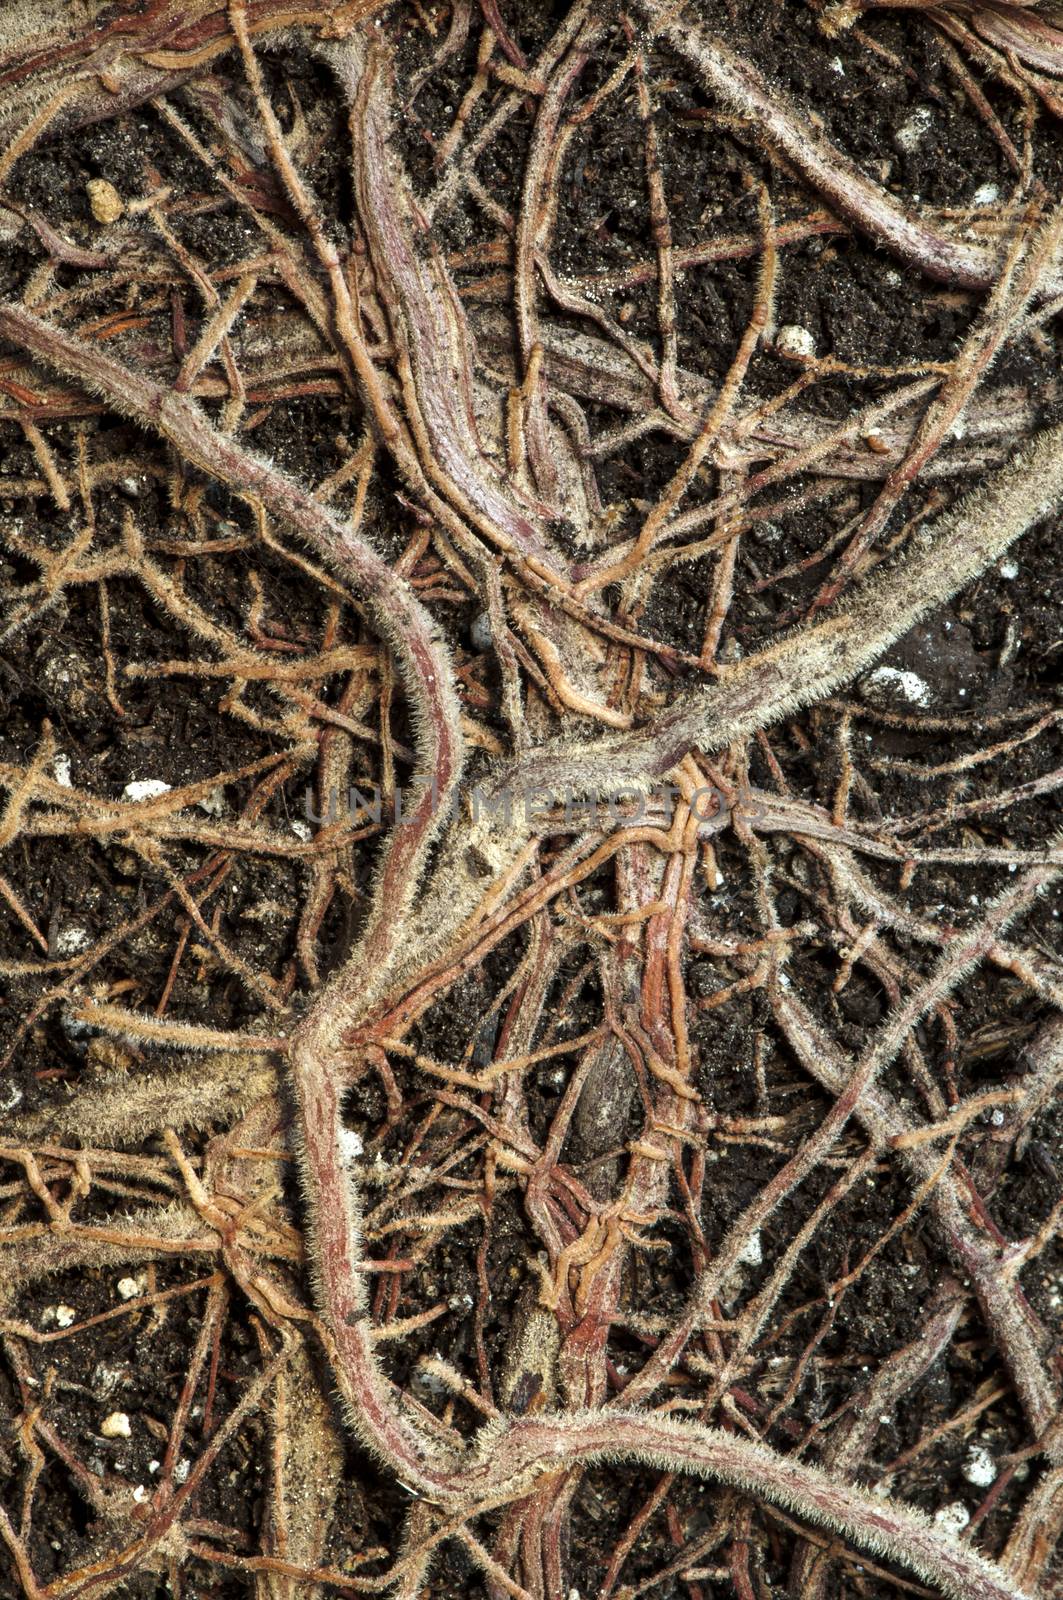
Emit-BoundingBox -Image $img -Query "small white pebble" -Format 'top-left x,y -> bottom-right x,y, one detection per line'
990,1108 -> 1006,1127
46,1305 -> 77,1329
54,927 -> 90,956
829,57 -> 844,75
737,1231 -> 763,1267
53,753 -> 73,788
339,1127 -> 364,1161
123,779 -> 171,803
775,324 -> 816,362
148,1459 -> 160,1473
895,106 -> 933,153
197,786 -> 226,817
861,665 -> 930,708
998,557 -> 1019,580
100,1411 -> 132,1440
0,1082 -> 23,1113
290,818 -> 312,842
972,182 -> 1000,207
60,1011 -> 93,1043
963,1443 -> 997,1487
173,1458 -> 191,1484
471,611 -> 493,651
131,1484 -> 149,1504
116,1276 -> 144,1301
934,1502 -> 971,1535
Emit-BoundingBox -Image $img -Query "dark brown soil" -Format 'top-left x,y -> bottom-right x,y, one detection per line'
1,4 -> 1061,1599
